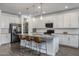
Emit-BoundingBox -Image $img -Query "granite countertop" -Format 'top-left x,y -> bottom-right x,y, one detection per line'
17,33 -> 55,40
51,33 -> 79,35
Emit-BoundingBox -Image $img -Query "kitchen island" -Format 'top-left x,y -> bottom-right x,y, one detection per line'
19,34 -> 59,56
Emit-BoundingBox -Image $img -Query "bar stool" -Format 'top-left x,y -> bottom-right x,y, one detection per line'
19,35 -> 26,47
33,36 -> 47,56
25,35 -> 33,53
19,35 -> 27,55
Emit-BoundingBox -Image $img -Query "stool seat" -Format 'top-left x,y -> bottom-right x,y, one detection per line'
34,36 -> 46,43
19,35 -> 26,40
25,35 -> 32,41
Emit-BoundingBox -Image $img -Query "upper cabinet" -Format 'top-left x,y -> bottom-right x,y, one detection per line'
0,15 -> 10,28
14,16 -> 21,24
33,12 -> 79,29
53,12 -> 79,28
70,12 -> 79,28
64,12 -> 79,28
63,13 -> 71,28
53,14 -> 64,28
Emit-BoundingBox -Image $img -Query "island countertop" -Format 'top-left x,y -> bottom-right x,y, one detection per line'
17,33 -> 56,40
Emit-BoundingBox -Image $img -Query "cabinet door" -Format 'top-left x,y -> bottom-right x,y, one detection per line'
64,13 -> 71,28
1,34 -> 6,44
62,35 -> 70,45
56,14 -> 64,28
14,16 -> 20,24
70,35 -> 78,48
59,35 -> 70,46
53,16 -> 58,28
0,15 -> 3,28
70,13 -> 78,28
1,34 -> 10,44
9,16 -> 15,23
0,34 -> 2,45
59,35 -> 64,44
3,15 -> 9,28
0,15 -> 5,28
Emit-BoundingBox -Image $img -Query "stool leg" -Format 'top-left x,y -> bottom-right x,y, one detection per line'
38,43 -> 41,56
25,40 -> 27,47
45,41 -> 47,55
27,41 -> 33,55
19,40 -> 26,55
36,43 -> 38,55
34,43 -> 39,55
29,41 -> 33,55
36,43 -> 41,56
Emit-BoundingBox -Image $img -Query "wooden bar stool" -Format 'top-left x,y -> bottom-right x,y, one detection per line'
19,35 -> 26,46
33,36 -> 47,56
25,35 -> 33,53
19,35 -> 27,55
25,35 -> 31,47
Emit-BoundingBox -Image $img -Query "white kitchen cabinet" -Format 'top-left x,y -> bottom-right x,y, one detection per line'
0,15 -> 3,28
9,15 -> 15,23
59,35 -> 70,45
63,12 -> 78,28
53,13 -> 70,28
0,34 -> 2,45
34,18 -> 44,28
53,16 -> 58,28
1,34 -> 10,44
59,35 -> 64,44
6,34 -> 11,43
0,14 -> 11,28
63,12 -> 79,28
69,35 -> 79,48
70,13 -> 79,28
53,12 -> 79,28
45,15 -> 53,22
63,13 -> 71,28
14,16 -> 21,24
1,34 -> 6,44
55,14 -> 64,28
3,15 -> 10,28
59,35 -> 79,48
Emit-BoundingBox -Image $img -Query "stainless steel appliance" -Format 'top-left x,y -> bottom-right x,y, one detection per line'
9,23 -> 21,43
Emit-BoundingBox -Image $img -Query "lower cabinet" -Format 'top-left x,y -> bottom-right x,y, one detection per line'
0,35 -> 2,45
59,35 -> 79,48
1,34 -> 10,45
69,35 -> 79,48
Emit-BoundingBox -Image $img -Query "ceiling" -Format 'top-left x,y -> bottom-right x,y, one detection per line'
0,3 -> 79,16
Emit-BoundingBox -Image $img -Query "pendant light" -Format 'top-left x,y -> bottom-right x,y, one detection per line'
32,4 -> 35,22
26,8 -> 29,22
40,3 -> 43,20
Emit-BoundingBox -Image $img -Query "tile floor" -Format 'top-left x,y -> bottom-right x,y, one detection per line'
0,42 -> 79,56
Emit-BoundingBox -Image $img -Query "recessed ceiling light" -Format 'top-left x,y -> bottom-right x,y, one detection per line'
65,6 -> 68,9
38,6 -> 41,9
